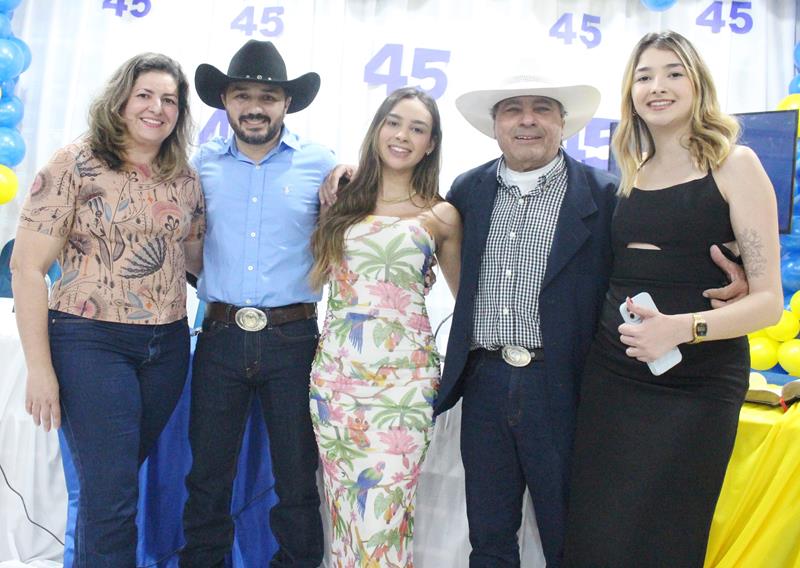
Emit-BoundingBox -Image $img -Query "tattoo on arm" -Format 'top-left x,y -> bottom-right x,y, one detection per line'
739,228 -> 766,278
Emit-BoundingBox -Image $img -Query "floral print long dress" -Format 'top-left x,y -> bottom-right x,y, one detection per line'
310,215 -> 440,568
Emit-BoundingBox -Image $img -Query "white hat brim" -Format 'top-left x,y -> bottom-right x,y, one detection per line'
455,82 -> 601,139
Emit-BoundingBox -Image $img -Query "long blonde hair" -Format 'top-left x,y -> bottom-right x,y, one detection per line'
87,53 -> 193,180
309,87 -> 443,291
612,31 -> 739,196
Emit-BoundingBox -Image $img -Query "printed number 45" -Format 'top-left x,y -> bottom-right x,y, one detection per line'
102,0 -> 150,17
549,13 -> 601,49
231,6 -> 284,37
696,1 -> 752,34
363,45 -> 450,100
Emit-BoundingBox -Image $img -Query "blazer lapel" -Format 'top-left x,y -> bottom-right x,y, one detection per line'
468,160 -> 501,264
454,159 -> 500,328
541,154 -> 598,290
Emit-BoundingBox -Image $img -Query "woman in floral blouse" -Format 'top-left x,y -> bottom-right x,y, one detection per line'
11,53 -> 204,567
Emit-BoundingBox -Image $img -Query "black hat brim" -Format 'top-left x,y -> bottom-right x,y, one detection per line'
195,64 -> 320,113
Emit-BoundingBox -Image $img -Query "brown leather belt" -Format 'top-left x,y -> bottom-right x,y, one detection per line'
205,302 -> 316,332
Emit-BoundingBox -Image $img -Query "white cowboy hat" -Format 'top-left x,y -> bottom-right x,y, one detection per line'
455,76 -> 601,139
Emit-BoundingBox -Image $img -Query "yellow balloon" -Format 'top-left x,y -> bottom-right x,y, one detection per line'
790,290 -> 800,316
778,339 -> 800,376
749,336 -> 780,371
777,94 -> 800,137
0,164 -> 17,204
747,329 -> 768,340
765,309 -> 800,342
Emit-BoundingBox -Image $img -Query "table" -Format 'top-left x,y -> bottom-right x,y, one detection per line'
705,403 -> 800,567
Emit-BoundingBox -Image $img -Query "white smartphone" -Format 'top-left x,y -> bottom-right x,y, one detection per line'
619,291 -> 682,376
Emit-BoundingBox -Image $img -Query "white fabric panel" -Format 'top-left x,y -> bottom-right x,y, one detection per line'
0,299 -> 65,564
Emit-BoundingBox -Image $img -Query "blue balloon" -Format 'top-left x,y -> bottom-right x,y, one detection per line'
782,252 -> 800,291
781,236 -> 800,256
0,14 -> 11,39
791,75 -> 800,95
0,126 -> 24,166
796,42 -> 800,70
8,37 -> 29,73
0,0 -> 21,12
0,38 -> 22,81
640,0 -> 678,11
0,75 -> 15,98
0,94 -> 22,127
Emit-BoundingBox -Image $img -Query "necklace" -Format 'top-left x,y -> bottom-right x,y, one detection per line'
378,191 -> 417,204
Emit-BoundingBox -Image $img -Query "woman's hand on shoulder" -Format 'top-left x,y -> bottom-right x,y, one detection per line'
319,164 -> 355,208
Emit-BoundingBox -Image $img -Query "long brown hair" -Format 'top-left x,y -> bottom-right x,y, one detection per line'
309,87 -> 443,290
613,30 -> 739,196
87,52 -> 193,180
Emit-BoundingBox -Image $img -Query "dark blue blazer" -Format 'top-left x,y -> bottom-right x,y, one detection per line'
434,153 -> 618,416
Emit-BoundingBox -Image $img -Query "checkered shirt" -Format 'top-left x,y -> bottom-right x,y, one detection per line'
471,152 -> 568,350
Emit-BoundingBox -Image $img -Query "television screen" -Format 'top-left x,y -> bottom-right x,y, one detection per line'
604,110 -> 797,234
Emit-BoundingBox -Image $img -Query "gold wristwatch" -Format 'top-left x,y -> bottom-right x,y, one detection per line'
688,313 -> 708,344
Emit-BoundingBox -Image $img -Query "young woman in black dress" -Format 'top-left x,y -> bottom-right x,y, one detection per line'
564,30 -> 782,568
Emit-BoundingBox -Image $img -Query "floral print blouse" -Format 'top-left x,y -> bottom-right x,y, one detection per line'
18,139 -> 205,325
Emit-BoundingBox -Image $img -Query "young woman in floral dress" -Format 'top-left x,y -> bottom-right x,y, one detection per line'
309,87 -> 461,567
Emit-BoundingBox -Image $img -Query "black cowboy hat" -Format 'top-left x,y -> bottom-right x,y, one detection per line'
195,40 -> 320,113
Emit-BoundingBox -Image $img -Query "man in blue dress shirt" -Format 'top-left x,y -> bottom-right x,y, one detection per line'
180,40 -> 335,568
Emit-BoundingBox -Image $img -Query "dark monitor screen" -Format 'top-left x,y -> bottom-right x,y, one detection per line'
605,110 -> 798,234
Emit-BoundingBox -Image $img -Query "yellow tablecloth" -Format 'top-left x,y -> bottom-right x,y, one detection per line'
706,403 -> 800,567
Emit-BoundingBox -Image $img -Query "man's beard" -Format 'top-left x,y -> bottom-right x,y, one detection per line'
228,112 -> 283,146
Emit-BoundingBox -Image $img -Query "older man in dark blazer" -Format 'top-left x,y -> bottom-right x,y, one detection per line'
434,77 -> 745,568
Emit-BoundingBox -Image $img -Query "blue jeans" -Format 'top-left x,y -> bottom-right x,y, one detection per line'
49,310 -> 190,568
180,317 -> 323,568
460,351 -> 576,568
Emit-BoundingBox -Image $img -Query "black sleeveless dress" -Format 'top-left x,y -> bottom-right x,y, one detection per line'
563,174 -> 749,568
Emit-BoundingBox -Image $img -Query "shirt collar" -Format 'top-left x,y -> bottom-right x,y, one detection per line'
496,150 -> 565,192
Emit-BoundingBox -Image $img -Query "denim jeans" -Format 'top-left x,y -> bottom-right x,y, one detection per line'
49,310 -> 190,568
180,317 -> 323,568
460,351 -> 576,568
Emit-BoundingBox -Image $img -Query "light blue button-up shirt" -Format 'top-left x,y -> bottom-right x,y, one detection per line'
193,127 -> 336,307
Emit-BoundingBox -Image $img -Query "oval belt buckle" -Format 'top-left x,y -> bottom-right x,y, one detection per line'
502,345 -> 532,367
235,307 -> 267,332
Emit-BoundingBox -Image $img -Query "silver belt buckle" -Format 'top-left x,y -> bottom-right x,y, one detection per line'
502,345 -> 532,367
234,307 -> 267,332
